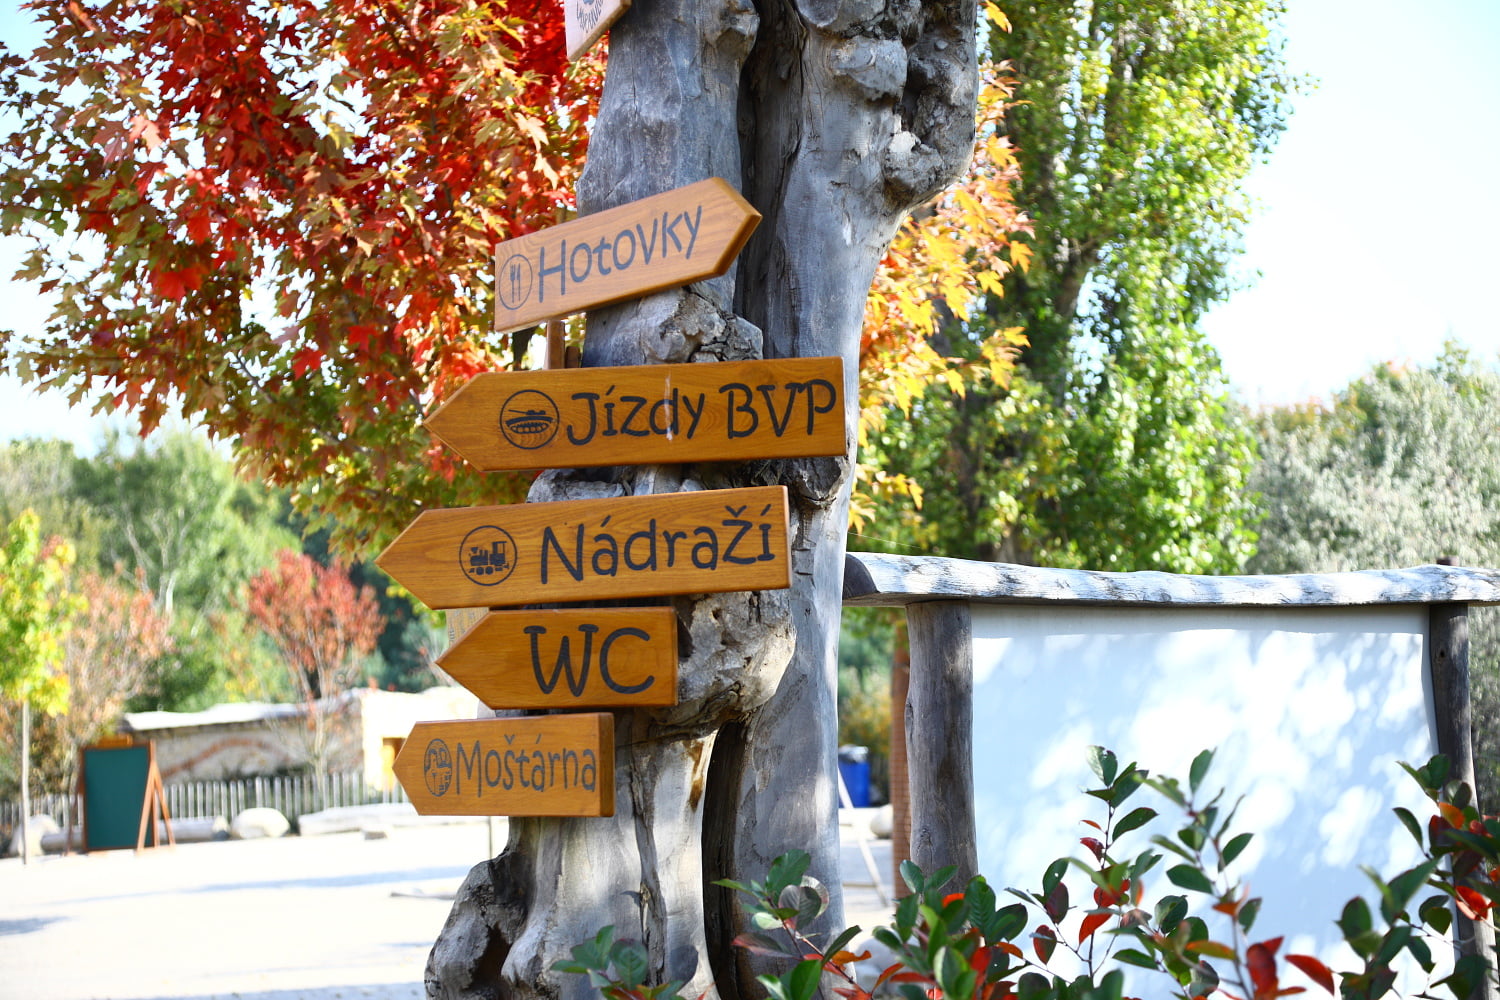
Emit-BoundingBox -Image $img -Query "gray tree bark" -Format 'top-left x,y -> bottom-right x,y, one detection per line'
425,2 -> 979,998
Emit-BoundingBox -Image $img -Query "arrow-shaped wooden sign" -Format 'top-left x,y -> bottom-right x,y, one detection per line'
566,0 -> 630,61
376,485 -> 790,610
438,607 -> 678,709
394,715 -> 614,817
493,178 -> 760,335
425,357 -> 845,471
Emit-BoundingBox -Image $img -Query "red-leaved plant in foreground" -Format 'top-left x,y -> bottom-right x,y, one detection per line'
556,747 -> 1500,1000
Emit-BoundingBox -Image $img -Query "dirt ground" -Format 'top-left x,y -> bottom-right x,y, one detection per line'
0,812 -> 893,1000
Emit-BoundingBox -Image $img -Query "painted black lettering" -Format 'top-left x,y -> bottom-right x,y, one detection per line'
592,236 -> 612,276
598,627 -> 654,694
806,378 -> 839,433
758,383 -> 798,436
636,218 -> 659,263
682,204 -> 702,258
722,518 -> 756,565
663,529 -> 687,566
529,753 -> 545,790
485,749 -> 502,787
456,740 -> 482,795
612,229 -> 636,270
538,241 -> 566,302
528,623 -> 597,697
624,520 -> 658,571
563,748 -> 580,786
568,241 -> 592,284
662,210 -> 684,255
758,522 -> 775,561
719,383 -> 757,438
591,530 -> 619,577
567,392 -> 599,445
541,525 -> 585,583
618,395 -> 650,437
680,393 -> 705,438
581,749 -> 598,791
648,395 -> 676,436
691,526 -> 719,569
515,749 -> 530,788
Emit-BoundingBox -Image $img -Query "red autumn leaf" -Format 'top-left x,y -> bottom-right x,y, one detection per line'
1033,925 -> 1057,963
1078,911 -> 1111,944
1439,802 -> 1467,829
1285,954 -> 1334,994
1457,886 -> 1493,921
292,346 -> 324,378
150,268 -> 187,300
996,942 -> 1024,960
830,950 -> 872,966
943,892 -> 966,907
1246,941 -> 1279,996
1081,837 -> 1105,861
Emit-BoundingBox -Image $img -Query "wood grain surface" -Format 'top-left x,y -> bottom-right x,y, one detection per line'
394,715 -> 615,817
425,357 -> 844,470
438,607 -> 678,708
492,177 -> 760,334
377,486 -> 790,610
565,0 -> 631,60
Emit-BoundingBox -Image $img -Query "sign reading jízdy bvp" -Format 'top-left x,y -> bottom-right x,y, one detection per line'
376,486 -> 790,610
426,358 -> 845,471
439,608 -> 677,709
395,715 -> 614,817
493,178 -> 760,335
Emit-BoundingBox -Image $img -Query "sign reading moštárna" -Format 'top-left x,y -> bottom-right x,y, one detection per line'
492,178 -> 760,335
375,486 -> 790,610
394,715 -> 614,817
425,358 -> 845,471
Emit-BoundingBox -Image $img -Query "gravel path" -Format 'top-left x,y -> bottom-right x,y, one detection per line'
0,814 -> 892,1000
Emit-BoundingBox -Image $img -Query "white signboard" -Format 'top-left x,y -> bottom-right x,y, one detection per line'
969,604 -> 1437,978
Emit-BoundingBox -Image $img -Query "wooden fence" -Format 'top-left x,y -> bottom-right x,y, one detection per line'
1,769 -> 406,843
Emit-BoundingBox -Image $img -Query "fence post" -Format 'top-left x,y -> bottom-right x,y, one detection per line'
905,600 -> 977,888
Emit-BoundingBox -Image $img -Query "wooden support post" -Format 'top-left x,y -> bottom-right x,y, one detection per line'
905,601 -> 976,888
890,619 -> 911,897
1428,601 -> 1498,1000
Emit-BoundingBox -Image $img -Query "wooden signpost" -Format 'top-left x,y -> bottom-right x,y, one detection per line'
493,178 -> 760,335
424,357 -> 845,471
565,0 -> 631,61
377,485 -> 790,610
395,715 -> 615,817
438,607 -> 677,708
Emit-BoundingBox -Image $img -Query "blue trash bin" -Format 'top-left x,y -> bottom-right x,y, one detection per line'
837,745 -> 870,807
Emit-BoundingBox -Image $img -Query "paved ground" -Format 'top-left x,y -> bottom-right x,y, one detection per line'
0,812 -> 893,1000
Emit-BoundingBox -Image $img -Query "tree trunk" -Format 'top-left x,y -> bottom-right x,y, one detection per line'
425,2 -> 979,997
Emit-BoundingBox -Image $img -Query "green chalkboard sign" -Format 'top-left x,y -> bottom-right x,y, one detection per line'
80,741 -> 171,851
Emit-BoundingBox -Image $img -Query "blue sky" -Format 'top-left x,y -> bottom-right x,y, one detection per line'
2,0 -> 1498,450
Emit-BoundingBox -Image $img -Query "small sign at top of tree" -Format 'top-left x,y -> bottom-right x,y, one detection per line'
565,0 -> 631,61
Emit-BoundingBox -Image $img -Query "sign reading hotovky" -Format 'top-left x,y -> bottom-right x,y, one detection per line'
376,486 -> 790,610
426,358 -> 845,471
565,0 -> 631,61
438,608 -> 677,709
395,715 -> 615,817
493,178 -> 760,335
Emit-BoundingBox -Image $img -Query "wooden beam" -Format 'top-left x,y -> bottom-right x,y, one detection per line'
905,601 -> 976,888
845,553 -> 1500,609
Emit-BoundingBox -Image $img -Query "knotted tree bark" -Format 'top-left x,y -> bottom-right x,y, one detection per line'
426,1 -> 978,997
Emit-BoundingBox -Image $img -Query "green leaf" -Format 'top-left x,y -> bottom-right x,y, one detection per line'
1436,953 -> 1487,1000
1088,746 -> 1119,786
1237,897 -> 1262,934
900,859 -> 925,894
1113,806 -> 1157,838
1188,960 -> 1219,999
1188,749 -> 1214,794
1419,894 -> 1452,935
1114,948 -> 1158,970
1220,832 -> 1252,869
1155,895 -> 1188,934
1391,806 -> 1424,846
1166,864 -> 1215,894
1042,858 -> 1069,897
768,851 -> 812,896
1380,857 -> 1441,923
786,958 -> 823,1000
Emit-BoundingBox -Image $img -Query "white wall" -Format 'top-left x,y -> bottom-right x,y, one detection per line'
968,603 -> 1437,976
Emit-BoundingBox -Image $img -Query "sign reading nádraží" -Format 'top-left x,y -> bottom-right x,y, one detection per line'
376,485 -> 791,610
425,358 -> 845,471
565,0 -> 631,61
395,715 -> 615,817
438,607 -> 678,709
492,178 -> 760,335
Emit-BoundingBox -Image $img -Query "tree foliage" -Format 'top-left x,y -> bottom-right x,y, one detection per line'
858,0 -> 1295,572
0,0 -> 599,550
0,510 -> 78,715
1248,345 -> 1500,806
